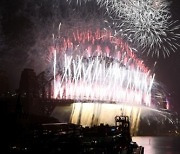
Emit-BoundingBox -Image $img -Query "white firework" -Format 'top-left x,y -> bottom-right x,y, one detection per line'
103,0 -> 180,57
53,54 -> 154,106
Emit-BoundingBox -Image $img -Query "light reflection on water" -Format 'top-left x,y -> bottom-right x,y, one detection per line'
132,136 -> 180,154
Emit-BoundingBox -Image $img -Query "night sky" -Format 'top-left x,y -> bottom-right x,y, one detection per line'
0,0 -> 180,112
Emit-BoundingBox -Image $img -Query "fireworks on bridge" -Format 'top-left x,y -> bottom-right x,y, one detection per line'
51,27 -> 154,106
46,0 -> 178,131
0,0 -> 179,141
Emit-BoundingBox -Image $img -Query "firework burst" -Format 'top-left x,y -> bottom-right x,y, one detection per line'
105,0 -> 180,57
67,0 -> 180,57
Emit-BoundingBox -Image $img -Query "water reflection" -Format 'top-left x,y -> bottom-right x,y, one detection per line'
132,136 -> 180,154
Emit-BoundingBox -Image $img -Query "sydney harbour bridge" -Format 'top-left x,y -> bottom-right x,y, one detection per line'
17,28 -> 174,135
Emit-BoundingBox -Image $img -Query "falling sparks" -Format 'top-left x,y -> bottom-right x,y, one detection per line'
51,28 -> 154,106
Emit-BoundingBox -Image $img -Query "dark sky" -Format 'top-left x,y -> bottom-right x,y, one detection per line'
154,0 -> 180,112
0,0 -> 180,112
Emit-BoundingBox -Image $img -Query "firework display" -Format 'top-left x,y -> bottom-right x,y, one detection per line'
51,28 -> 154,106
43,0 -> 179,130
105,0 -> 179,57
42,0 -> 179,111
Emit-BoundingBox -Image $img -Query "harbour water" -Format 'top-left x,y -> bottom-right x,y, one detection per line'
132,136 -> 180,154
